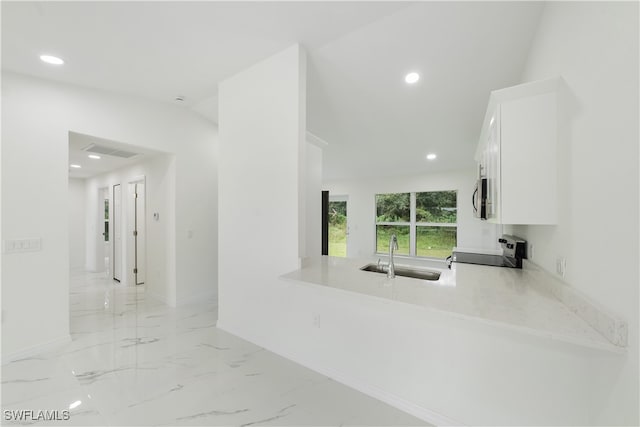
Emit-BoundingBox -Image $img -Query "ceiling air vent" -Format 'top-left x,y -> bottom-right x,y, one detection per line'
83,144 -> 139,159
109,150 -> 138,158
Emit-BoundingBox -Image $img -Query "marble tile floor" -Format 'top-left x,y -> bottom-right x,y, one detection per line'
1,271 -> 429,426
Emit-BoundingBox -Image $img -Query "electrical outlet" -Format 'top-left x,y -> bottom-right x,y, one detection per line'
312,313 -> 321,329
556,257 -> 566,278
529,244 -> 535,260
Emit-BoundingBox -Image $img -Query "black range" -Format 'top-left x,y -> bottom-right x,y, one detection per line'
449,235 -> 527,269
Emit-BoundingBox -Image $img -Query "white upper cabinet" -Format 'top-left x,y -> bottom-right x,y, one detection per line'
476,78 -> 561,225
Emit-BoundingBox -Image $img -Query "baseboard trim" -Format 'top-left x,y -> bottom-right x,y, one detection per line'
216,320 -> 463,426
2,334 -> 72,365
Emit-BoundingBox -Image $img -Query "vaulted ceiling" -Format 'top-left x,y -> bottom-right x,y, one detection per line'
2,1 -> 544,180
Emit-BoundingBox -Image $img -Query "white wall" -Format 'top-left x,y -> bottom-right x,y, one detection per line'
324,168 -> 502,258
217,44 -> 307,329
304,142 -> 323,258
68,178 -> 86,271
508,2 -> 638,424
1,72 -> 217,360
84,155 -> 175,303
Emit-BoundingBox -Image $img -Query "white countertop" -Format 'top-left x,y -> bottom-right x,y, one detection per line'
281,256 -> 621,353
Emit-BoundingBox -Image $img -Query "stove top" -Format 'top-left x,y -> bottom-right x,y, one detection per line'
452,251 -> 521,268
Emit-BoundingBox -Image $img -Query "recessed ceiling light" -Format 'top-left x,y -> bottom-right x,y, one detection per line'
70,164 -> 81,168
426,153 -> 437,160
40,55 -> 64,65
405,72 -> 420,84
88,154 -> 101,160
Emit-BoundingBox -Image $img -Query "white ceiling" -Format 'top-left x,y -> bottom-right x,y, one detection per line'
2,1 -> 544,181
68,132 -> 164,179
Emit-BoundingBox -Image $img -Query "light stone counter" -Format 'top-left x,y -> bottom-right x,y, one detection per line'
281,256 -> 624,353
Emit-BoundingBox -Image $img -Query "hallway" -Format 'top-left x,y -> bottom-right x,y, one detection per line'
1,272 -> 427,426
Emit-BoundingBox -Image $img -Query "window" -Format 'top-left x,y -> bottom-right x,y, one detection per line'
415,191 -> 457,258
375,191 -> 457,259
375,193 -> 410,255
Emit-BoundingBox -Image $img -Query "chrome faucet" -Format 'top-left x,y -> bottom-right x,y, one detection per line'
387,234 -> 398,278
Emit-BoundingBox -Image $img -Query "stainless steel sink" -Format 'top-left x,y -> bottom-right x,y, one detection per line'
360,263 -> 441,281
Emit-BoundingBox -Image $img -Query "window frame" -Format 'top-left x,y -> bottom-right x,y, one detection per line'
375,190 -> 458,259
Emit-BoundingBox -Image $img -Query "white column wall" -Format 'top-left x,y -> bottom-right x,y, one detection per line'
304,142 -> 323,258
217,44 -> 306,330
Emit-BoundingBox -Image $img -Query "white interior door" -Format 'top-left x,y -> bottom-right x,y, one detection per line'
128,179 -> 146,286
136,182 -> 146,285
113,184 -> 122,281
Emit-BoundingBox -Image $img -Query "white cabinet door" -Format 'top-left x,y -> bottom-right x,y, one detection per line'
477,77 -> 560,225
484,107 -> 501,222
500,92 -> 557,224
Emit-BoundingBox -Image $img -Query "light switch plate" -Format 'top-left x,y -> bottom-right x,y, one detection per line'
3,238 -> 42,253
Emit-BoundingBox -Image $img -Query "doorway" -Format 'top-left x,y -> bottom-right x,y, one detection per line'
328,196 -> 349,257
128,178 -> 146,286
113,184 -> 122,282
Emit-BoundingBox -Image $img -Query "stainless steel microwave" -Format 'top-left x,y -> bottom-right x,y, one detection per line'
473,177 -> 488,220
